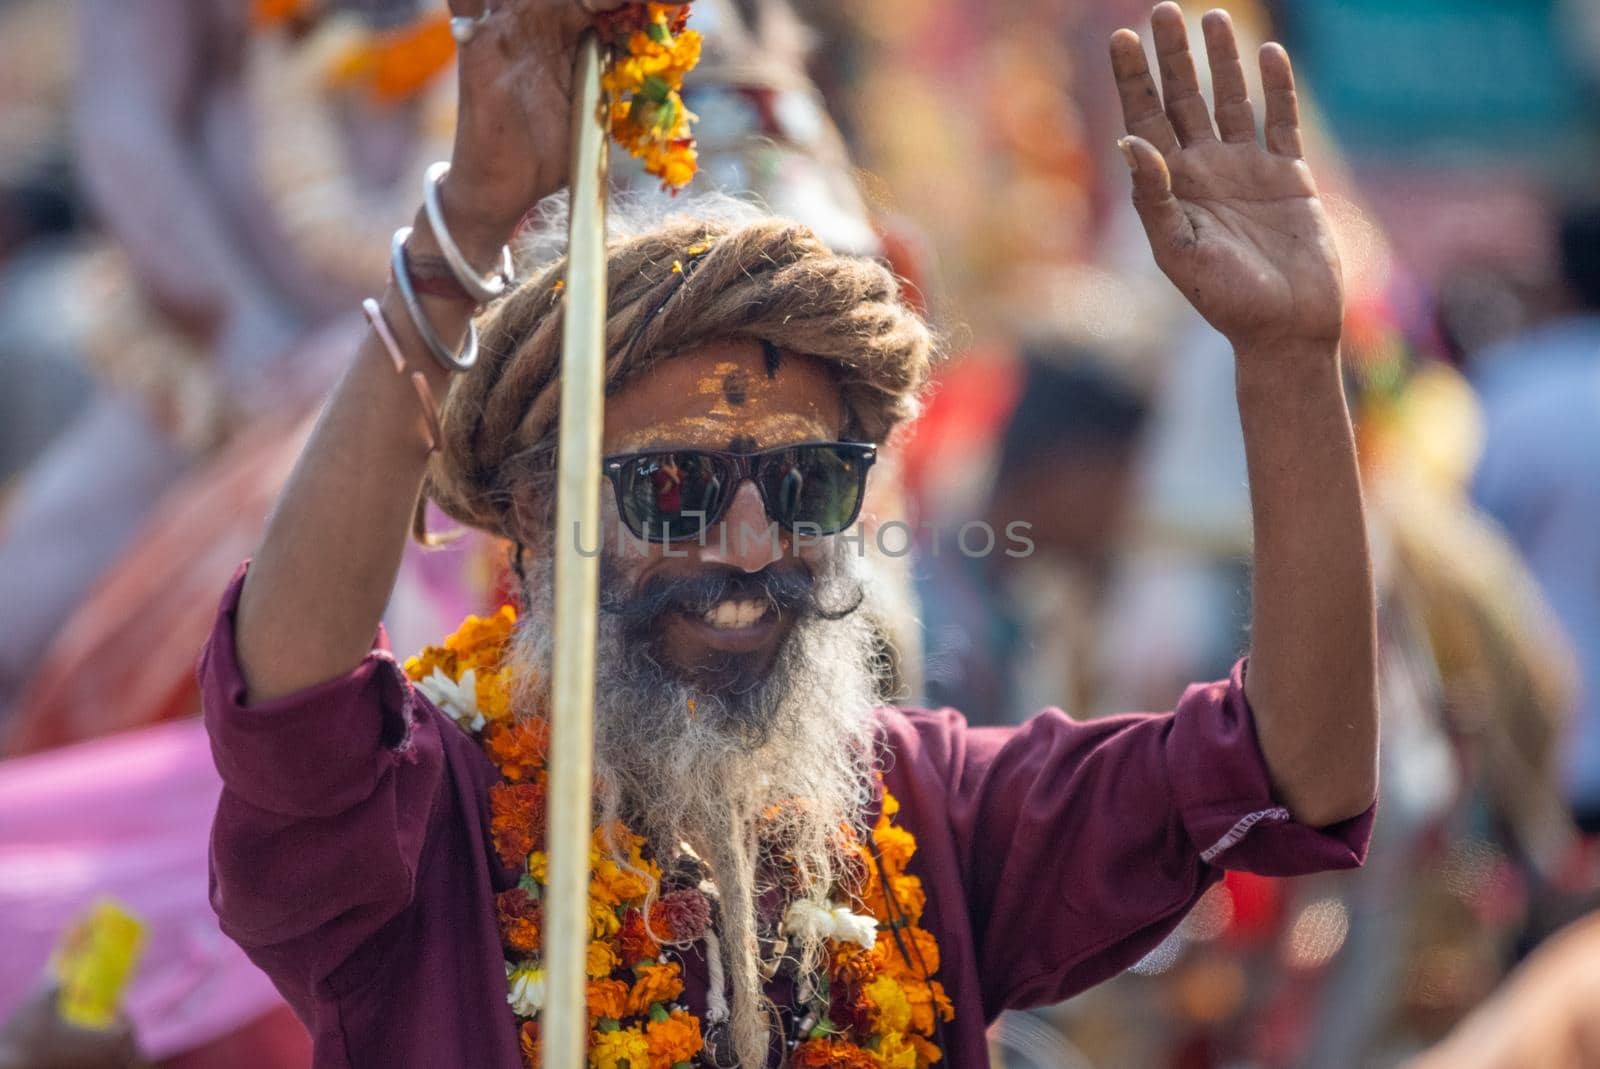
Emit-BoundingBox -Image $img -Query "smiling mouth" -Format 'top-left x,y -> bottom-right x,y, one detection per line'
672,597 -> 782,653
700,598 -> 771,629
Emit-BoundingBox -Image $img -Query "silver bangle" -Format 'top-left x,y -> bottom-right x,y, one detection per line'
391,227 -> 479,373
422,161 -> 515,304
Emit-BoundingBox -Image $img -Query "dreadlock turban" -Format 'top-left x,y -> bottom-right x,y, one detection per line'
426,216 -> 935,539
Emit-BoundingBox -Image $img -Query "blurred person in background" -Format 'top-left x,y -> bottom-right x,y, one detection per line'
0,0 -> 91,506
874,4 -> 1584,1064
0,0 -> 488,750
0,0 -> 473,742
918,345 -> 1150,724
1472,202 -> 1600,838
1403,908 -> 1600,1069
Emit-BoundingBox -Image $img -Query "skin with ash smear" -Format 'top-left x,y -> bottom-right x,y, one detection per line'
602,338 -> 848,678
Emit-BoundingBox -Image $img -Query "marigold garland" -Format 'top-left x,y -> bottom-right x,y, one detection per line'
406,606 -> 952,1068
259,3 -> 701,185
593,3 -> 702,191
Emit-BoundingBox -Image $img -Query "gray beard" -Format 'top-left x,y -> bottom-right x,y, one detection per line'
507,542 -> 888,1068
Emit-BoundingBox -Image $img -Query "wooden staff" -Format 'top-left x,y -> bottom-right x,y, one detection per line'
544,29 -> 608,1069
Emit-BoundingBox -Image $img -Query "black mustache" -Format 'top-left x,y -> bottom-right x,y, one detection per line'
601,565 -> 818,629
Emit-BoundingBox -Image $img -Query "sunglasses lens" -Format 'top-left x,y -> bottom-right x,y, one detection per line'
758,444 -> 870,535
615,452 -> 729,541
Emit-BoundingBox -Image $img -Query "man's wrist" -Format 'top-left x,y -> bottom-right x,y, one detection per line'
434,174 -> 521,265
1234,338 -> 1341,388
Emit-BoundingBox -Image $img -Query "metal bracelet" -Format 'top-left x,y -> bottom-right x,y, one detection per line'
391,227 -> 479,373
422,161 -> 515,304
362,297 -> 443,454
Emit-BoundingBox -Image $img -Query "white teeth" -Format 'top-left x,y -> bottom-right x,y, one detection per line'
701,599 -> 769,629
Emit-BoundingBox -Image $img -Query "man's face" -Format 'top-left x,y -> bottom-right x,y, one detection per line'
599,338 -> 850,688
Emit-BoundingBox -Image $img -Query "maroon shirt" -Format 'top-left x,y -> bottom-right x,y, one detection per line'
203,567 -> 1373,1066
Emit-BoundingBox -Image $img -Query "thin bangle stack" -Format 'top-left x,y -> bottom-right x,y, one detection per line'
366,161 -> 517,452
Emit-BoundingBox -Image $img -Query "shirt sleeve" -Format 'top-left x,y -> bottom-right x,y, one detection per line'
200,563 -> 445,1001
889,660 -> 1373,1017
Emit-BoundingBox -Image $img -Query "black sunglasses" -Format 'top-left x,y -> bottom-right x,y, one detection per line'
602,441 -> 878,544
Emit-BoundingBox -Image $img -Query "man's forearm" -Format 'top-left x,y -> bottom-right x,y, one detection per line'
1236,343 -> 1378,828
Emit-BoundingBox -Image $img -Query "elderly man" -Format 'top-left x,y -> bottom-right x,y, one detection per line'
205,1 -> 1377,1066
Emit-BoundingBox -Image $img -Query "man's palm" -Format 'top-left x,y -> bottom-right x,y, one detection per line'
1112,4 -> 1343,352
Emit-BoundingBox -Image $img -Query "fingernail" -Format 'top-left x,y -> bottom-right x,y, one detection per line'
1117,137 -> 1137,170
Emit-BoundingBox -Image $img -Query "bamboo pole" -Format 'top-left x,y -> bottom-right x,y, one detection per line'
544,30 -> 608,1069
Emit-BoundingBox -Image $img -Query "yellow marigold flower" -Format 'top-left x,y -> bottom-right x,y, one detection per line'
586,939 -> 620,980
872,1033 -> 920,1069
590,1026 -> 651,1069
594,858 -> 653,904
473,669 -> 511,722
865,975 -> 912,1035
590,896 -> 623,939
403,644 -> 457,683
880,791 -> 901,820
528,851 -> 548,884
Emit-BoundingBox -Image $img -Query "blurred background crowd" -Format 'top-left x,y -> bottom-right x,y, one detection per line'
1,0 -> 1598,1066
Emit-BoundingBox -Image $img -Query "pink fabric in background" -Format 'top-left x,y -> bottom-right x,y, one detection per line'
0,718 -> 287,1059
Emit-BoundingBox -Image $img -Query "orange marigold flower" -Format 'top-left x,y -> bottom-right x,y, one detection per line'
627,961 -> 684,1015
873,824 -> 916,876
888,874 -> 927,923
904,978 -> 954,1035
489,782 -> 546,867
880,927 -> 941,981
789,1038 -> 879,1069
496,888 -> 542,956
644,1010 -> 703,1068
830,942 -> 883,986
483,718 -> 549,782
617,909 -> 660,968
587,978 -> 630,1025
906,1033 -> 944,1065
443,605 -> 517,667
252,0 -> 311,26
519,1019 -> 541,1069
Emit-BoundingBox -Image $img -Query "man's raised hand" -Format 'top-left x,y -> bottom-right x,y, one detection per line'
442,0 -> 627,252
1110,4 -> 1343,358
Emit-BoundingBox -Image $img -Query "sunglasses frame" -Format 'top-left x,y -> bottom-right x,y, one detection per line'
601,440 -> 879,544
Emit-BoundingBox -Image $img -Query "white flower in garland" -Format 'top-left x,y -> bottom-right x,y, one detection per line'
505,962 -> 545,1016
783,898 -> 879,950
416,667 -> 484,731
